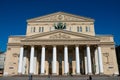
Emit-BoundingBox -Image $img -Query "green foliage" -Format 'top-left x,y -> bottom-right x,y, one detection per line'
54,22 -> 66,29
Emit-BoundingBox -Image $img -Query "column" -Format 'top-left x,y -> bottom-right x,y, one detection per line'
52,45 -> 57,74
22,50 -> 27,74
95,49 -> 99,74
97,46 -> 104,74
30,46 -> 35,74
84,49 -> 88,74
84,56 -> 88,74
75,45 -> 80,74
34,50 -> 37,74
64,45 -> 68,74
86,45 -> 92,75
18,46 -> 24,74
41,46 -> 45,74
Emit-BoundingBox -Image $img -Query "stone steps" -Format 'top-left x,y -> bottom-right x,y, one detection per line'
0,75 -> 120,80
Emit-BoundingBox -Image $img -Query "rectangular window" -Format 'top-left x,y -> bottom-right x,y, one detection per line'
86,26 -> 90,32
80,27 -> 82,32
77,27 -> 79,32
69,27 -> 71,31
42,27 -> 44,32
39,27 -> 41,32
33,27 -> 35,32
31,27 -> 33,32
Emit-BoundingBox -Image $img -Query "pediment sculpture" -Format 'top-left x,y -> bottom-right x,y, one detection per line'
49,33 -> 70,39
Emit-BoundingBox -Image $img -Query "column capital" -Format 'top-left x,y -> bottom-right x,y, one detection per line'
41,45 -> 45,47
97,44 -> 101,47
86,45 -> 90,47
75,45 -> 79,47
64,45 -> 68,47
52,45 -> 56,47
30,45 -> 34,47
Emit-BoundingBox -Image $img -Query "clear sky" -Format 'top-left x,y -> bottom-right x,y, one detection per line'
0,0 -> 120,51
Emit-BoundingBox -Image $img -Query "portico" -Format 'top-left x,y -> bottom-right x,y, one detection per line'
18,43 -> 103,75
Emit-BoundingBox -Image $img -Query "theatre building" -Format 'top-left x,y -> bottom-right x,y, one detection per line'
4,12 -> 119,76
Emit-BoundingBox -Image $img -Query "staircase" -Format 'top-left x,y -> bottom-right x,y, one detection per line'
0,75 -> 120,80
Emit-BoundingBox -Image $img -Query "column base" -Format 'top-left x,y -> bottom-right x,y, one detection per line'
87,73 -> 92,75
40,73 -> 45,75
52,73 -> 57,75
29,73 -> 34,75
99,73 -> 104,75
64,73 -> 69,75
76,73 -> 81,75
18,73 -> 22,75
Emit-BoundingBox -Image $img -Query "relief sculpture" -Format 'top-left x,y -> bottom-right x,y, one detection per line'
49,33 -> 70,39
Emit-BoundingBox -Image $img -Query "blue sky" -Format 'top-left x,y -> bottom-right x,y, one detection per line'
0,0 -> 120,51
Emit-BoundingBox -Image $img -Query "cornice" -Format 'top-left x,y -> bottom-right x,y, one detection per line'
27,12 -> 94,22
24,30 -> 99,40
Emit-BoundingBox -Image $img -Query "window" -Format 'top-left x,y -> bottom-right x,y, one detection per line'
77,26 -> 82,32
86,26 -> 90,32
69,27 -> 71,31
39,27 -> 44,32
80,27 -> 82,32
42,27 -> 44,32
31,27 -> 36,33
39,27 -> 41,32
33,27 -> 35,32
77,27 -> 79,32
31,27 -> 34,32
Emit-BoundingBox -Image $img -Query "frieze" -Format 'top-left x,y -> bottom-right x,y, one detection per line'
20,40 -> 100,46
49,33 -> 70,39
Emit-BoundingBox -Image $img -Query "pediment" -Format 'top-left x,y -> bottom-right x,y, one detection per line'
27,12 -> 94,22
23,30 -> 99,41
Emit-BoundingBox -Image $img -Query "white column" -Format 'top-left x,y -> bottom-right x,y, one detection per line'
34,50 -> 37,74
52,46 -> 57,74
97,46 -> 104,74
64,45 -> 68,74
18,46 -> 24,74
86,45 -> 92,74
75,45 -> 80,74
41,46 -> 45,74
30,46 -> 35,74
95,49 -> 99,74
22,50 -> 27,74
84,56 -> 88,74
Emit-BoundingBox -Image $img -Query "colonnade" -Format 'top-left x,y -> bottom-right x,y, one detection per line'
18,45 -> 104,75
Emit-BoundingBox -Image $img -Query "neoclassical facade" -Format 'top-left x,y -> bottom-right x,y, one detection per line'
4,12 -> 119,76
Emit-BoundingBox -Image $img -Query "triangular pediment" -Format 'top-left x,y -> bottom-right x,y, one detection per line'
23,30 -> 99,41
27,12 -> 94,22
